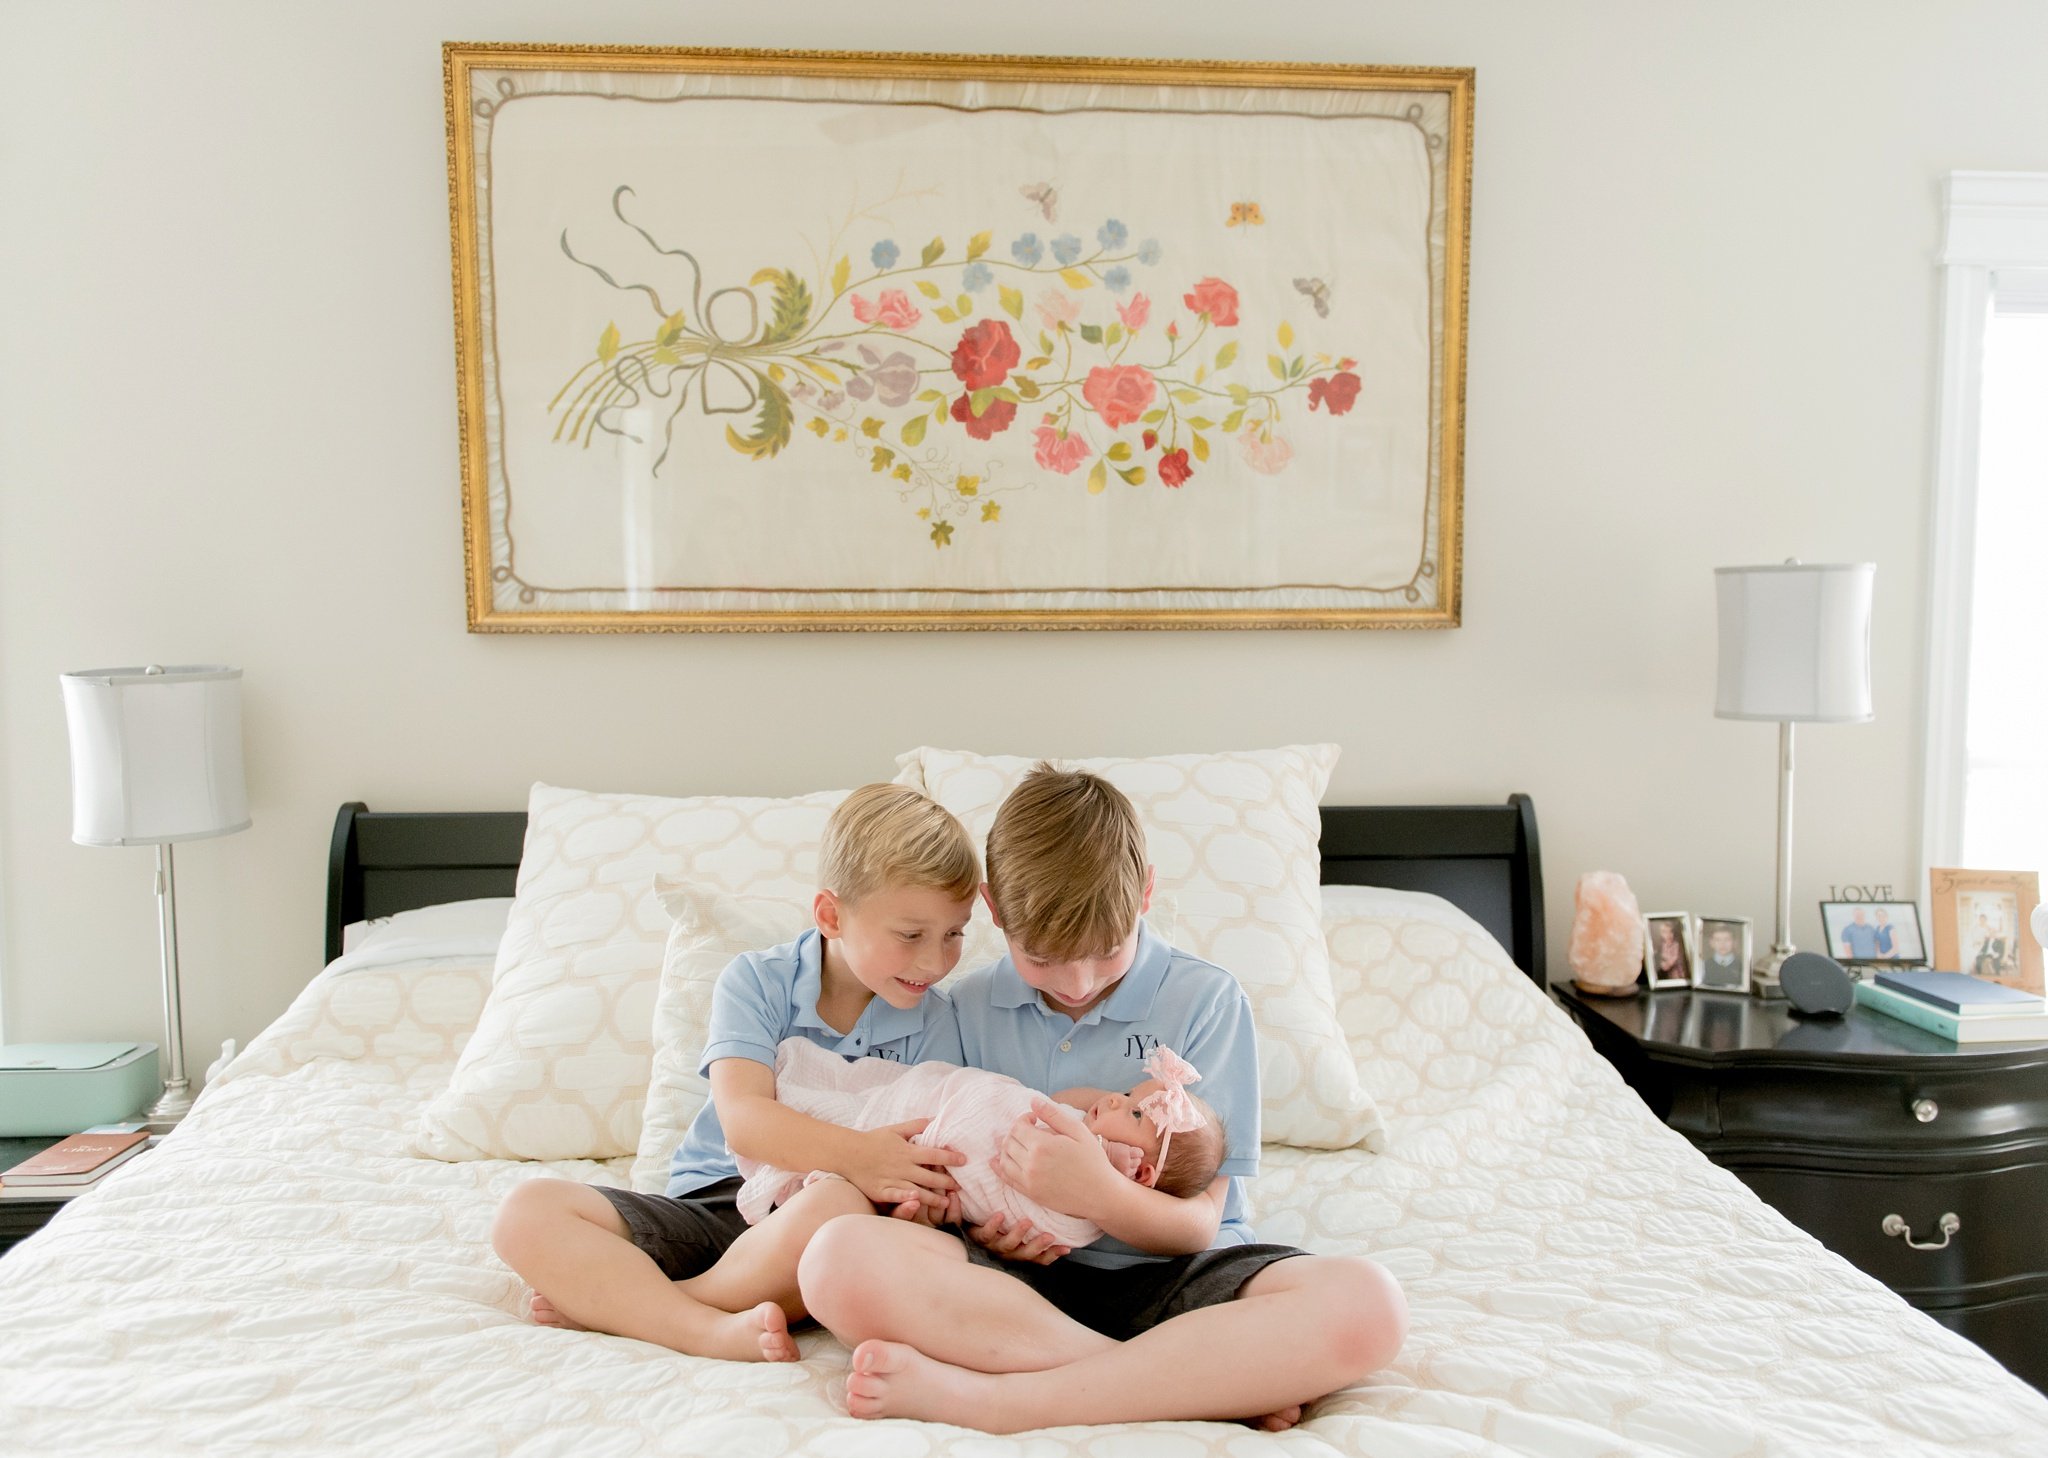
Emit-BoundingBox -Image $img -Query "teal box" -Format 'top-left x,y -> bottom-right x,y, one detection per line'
0,1044 -> 162,1136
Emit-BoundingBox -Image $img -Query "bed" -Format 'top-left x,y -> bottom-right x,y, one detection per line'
3,794 -> 2045,1456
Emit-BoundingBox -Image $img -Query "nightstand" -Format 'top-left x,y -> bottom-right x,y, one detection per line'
0,1136 -> 73,1257
1554,983 -> 2048,1393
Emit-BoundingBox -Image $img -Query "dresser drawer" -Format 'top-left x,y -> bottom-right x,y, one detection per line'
1710,1061 -> 2048,1150
1734,1161 -> 2048,1298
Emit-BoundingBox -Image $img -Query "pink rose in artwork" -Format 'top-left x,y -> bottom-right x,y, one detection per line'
1238,423 -> 1294,476
1036,290 -> 1081,330
850,289 -> 922,330
950,318 -> 1021,390
1181,277 -> 1240,327
1308,371 -> 1362,416
1117,293 -> 1151,330
951,391 -> 1018,441
1081,365 -> 1157,429
1033,414 -> 1093,475
1157,448 -> 1193,488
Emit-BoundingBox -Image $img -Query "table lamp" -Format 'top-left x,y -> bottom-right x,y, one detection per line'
59,664 -> 249,1132
1714,563 -> 1875,997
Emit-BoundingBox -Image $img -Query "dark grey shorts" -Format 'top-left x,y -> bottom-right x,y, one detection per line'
958,1236 -> 1308,1341
597,1178 -> 750,1281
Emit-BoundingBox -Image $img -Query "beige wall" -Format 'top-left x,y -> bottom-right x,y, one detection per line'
4,1 -> 2046,1070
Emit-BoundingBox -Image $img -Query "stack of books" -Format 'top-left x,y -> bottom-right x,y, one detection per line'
1855,969 -> 2048,1042
0,1129 -> 150,1198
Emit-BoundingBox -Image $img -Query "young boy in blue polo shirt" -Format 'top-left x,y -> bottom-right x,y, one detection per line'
796,765 -> 1407,1430
492,783 -> 978,1362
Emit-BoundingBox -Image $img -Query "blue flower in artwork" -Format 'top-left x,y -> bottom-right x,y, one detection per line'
1097,218 -> 1128,250
1103,265 -> 1132,293
1051,234 -> 1084,265
1137,238 -> 1162,267
871,239 -> 901,269
1010,233 -> 1044,266
961,262 -> 994,293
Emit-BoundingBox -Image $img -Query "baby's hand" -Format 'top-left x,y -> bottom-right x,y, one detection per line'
844,1119 -> 964,1208
970,1212 -> 1068,1265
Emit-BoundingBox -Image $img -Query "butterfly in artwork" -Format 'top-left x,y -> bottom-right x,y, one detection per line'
1020,181 -> 1059,222
1293,276 -> 1333,318
1226,201 -> 1265,227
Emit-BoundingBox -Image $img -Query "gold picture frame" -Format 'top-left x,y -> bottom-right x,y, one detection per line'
445,44 -> 1474,632
1929,867 -> 2042,994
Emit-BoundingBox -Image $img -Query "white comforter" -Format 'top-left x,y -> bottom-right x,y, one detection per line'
2,901 -> 2044,1457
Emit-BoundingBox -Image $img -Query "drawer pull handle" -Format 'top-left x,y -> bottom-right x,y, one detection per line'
1882,1213 -> 1960,1250
1913,1099 -> 1939,1123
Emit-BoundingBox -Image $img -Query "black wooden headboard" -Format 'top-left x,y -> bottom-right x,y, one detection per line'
327,795 -> 1546,985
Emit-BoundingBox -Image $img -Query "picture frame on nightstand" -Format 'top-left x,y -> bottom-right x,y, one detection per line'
1693,916 -> 1752,993
1643,912 -> 1695,989
1819,900 -> 1927,968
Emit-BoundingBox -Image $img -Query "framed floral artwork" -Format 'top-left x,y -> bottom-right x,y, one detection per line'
445,44 -> 1474,631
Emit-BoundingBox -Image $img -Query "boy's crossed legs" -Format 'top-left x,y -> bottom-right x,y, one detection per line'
493,1175 -> 873,1362
798,1214 -> 1406,1431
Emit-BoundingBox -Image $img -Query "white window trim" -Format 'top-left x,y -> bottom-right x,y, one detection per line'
1922,172 -> 2048,888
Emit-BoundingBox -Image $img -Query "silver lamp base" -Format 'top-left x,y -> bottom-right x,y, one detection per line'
1751,943 -> 1792,1000
145,1078 -> 194,1135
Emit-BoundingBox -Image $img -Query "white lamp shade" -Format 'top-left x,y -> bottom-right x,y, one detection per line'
1714,564 -> 1876,723
61,665 -> 250,846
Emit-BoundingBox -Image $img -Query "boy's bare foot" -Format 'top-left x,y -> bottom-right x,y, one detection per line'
751,1301 -> 800,1363
845,1339 -> 1001,1425
527,1292 -> 587,1330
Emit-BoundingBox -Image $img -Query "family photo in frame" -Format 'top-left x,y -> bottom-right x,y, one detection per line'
1930,868 -> 2043,995
1819,900 -> 1927,967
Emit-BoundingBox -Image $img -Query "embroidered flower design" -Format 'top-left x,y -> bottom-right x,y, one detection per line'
951,391 -> 1018,440
1307,371 -> 1361,416
1157,448 -> 1193,487
1033,415 -> 1093,474
1118,294 -> 1151,331
851,290 -> 921,330
1137,239 -> 1162,266
1238,423 -> 1294,475
1036,290 -> 1081,330
1051,234 -> 1084,265
845,348 -> 919,409
1097,219 -> 1128,250
870,239 -> 900,269
1082,365 -> 1157,429
961,262 -> 994,293
1103,266 -> 1132,293
1182,277 -> 1240,327
950,318 -> 1021,390
1011,234 -> 1045,266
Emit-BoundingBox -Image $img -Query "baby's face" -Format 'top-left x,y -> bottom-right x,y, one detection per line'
1080,1079 -> 1165,1161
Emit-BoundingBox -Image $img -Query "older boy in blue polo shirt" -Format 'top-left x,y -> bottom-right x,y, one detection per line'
493,784 -> 978,1362
797,765 -> 1407,1430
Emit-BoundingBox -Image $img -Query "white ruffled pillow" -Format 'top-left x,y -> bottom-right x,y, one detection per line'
896,745 -> 1383,1151
411,782 -> 849,1162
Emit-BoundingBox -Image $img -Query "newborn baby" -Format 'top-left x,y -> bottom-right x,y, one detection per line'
737,1041 -> 1224,1249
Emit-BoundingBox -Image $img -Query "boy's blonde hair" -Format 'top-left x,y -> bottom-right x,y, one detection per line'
984,763 -> 1146,960
819,783 -> 980,905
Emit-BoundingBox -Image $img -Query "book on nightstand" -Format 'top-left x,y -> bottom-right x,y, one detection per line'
0,1130 -> 148,1189
1873,969 -> 2045,1016
1856,978 -> 2048,1043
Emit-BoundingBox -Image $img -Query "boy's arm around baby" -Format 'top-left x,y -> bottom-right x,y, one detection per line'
996,1097 -> 1225,1256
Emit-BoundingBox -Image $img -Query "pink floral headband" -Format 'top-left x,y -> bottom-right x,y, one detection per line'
1136,1045 -> 1208,1175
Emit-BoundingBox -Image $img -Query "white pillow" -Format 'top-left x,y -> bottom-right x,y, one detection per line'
896,745 -> 1383,1151
330,897 -> 514,976
630,879 -> 1184,1193
411,782 -> 849,1162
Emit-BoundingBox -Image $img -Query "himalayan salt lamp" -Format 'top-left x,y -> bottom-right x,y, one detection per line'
1568,871 -> 1643,995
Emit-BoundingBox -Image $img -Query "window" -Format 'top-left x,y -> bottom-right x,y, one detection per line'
1962,279 -> 2048,869
1924,175 -> 2048,883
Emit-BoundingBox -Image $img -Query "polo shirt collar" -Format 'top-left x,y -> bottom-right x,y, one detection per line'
789,928 -> 927,1041
987,920 -> 1170,1022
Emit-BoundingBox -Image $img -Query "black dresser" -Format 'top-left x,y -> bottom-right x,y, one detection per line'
1555,983 -> 2048,1392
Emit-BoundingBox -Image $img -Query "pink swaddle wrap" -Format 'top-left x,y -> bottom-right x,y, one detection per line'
735,1038 -> 1127,1247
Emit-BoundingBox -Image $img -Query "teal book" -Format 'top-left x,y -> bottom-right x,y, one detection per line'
1856,979 -> 2048,1043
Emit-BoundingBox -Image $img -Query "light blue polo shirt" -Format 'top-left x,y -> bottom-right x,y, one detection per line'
666,929 -> 959,1198
928,921 -> 1261,1269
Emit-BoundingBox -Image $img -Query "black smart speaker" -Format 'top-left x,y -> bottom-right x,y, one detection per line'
1779,951 -> 1856,1017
